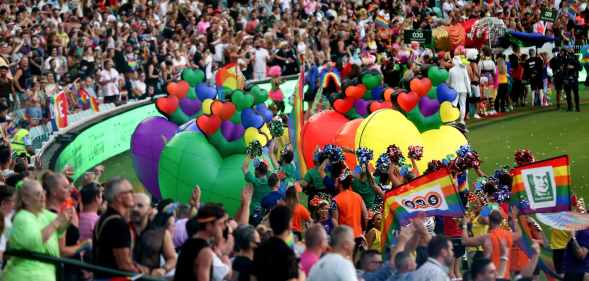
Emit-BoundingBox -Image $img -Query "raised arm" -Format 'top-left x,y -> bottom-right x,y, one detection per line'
242,157 -> 251,174
235,184 -> 253,225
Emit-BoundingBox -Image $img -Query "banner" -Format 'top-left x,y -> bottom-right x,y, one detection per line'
511,155 -> 571,214
381,169 -> 465,248
541,8 -> 558,22
403,29 -> 432,45
52,91 -> 69,129
536,212 -> 589,231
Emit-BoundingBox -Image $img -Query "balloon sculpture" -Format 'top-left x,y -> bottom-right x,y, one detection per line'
302,65 -> 467,172
131,68 -> 276,213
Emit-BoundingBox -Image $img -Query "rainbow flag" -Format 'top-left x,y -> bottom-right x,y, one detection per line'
375,15 -> 390,29
79,88 -> 100,112
381,169 -> 465,248
288,63 -> 307,180
215,63 -> 245,90
516,216 -> 560,281
511,155 -> 571,215
51,91 -> 69,129
456,171 -> 468,192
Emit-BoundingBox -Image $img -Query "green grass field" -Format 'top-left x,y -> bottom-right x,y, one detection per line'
101,88 -> 589,198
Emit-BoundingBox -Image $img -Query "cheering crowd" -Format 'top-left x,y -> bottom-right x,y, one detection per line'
0,0 -> 588,281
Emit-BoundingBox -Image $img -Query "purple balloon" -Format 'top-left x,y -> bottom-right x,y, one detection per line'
354,99 -> 369,116
179,98 -> 201,116
221,121 -> 245,141
177,119 -> 202,133
418,96 -> 440,117
131,117 -> 179,198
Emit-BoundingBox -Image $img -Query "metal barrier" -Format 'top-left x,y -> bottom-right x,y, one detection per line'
4,249 -> 165,281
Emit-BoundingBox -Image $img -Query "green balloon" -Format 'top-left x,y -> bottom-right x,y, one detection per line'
232,91 -> 254,110
169,108 -> 191,125
186,87 -> 197,100
231,111 -> 242,124
208,130 -> 246,157
182,68 -> 205,86
428,67 -> 449,86
345,107 -> 362,119
362,74 -> 382,90
422,112 -> 442,131
406,108 -> 441,132
158,132 -> 244,214
427,86 -> 438,99
252,88 -> 269,105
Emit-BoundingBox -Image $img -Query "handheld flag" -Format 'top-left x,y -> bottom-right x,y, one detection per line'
52,91 -> 69,129
288,61 -> 307,179
511,155 -> 571,214
381,168 -> 465,248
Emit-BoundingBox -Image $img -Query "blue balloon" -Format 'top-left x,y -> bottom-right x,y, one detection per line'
255,104 -> 273,122
371,86 -> 385,100
196,84 -> 217,100
241,108 -> 265,129
436,83 -> 458,103
177,119 -> 202,133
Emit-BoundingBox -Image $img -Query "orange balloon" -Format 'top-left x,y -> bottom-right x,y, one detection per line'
211,101 -> 224,117
383,88 -> 394,102
334,119 -> 364,169
175,81 -> 190,99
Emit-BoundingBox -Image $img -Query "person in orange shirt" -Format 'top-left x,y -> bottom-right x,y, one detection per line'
284,186 -> 311,239
462,208 -> 521,281
333,169 -> 368,239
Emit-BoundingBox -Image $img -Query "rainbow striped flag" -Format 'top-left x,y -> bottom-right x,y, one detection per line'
381,169 -> 465,248
79,88 -> 100,112
51,91 -> 69,129
511,155 -> 571,215
288,64 -> 307,179
516,216 -> 560,281
375,15 -> 390,29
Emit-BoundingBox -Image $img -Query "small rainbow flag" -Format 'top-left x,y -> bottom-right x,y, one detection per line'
51,91 -> 69,129
511,155 -> 571,215
375,15 -> 390,30
381,168 -> 465,248
288,62 -> 307,180
215,63 -> 245,90
79,88 -> 100,112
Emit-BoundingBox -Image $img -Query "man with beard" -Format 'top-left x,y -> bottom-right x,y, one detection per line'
131,192 -> 153,235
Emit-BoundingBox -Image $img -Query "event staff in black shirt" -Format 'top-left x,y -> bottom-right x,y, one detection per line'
562,47 -> 582,112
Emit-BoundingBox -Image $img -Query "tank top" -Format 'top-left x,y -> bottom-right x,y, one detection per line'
134,227 -> 165,269
17,67 -> 33,91
334,189 -> 364,237
174,237 -> 212,281
489,228 -> 513,279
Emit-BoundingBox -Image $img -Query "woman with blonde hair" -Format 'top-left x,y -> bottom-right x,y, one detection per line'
2,179 -> 73,281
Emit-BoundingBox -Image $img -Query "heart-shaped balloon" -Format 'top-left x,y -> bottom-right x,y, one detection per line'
407,107 -> 442,132
369,101 -> 392,113
255,104 -> 273,122
345,84 -> 367,99
158,132 -> 246,214
186,87 -> 197,99
131,117 -> 179,198
371,86 -> 385,100
383,88 -> 395,102
427,66 -> 449,86
410,78 -> 433,97
250,86 -> 269,104
156,96 -> 179,115
201,99 -> 214,115
436,83 -> 458,103
221,120 -> 245,141
197,115 -> 222,135
361,73 -> 382,90
182,68 -> 205,86
397,91 -> 419,112
354,99 -> 370,116
166,82 -> 189,99
211,101 -> 224,117
179,97 -> 201,116
440,101 -> 460,122
218,103 -> 237,120
196,83 -> 217,100
427,86 -> 438,99
244,127 -> 269,146
419,96 -> 440,117
241,108 -> 265,129
232,91 -> 254,110
334,97 -> 355,113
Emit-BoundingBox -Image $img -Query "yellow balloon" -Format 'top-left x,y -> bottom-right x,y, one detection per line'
440,101 -> 460,122
355,109 -> 424,169
202,99 -> 214,115
244,127 -> 268,146
354,109 -> 467,172
259,124 -> 273,142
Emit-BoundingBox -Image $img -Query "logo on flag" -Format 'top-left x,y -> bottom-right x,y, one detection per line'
524,167 -> 556,208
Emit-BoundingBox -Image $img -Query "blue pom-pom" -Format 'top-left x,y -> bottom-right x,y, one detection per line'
356,147 -> 374,165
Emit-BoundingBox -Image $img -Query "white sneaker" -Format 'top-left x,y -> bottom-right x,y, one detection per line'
473,114 -> 481,119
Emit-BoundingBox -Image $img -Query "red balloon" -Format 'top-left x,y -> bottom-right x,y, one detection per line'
369,101 -> 392,113
334,119 -> 363,169
410,78 -> 432,97
345,84 -> 367,99
176,81 -> 190,98
333,97 -> 355,113
197,115 -> 222,136
218,102 -> 236,120
155,96 -> 179,115
301,111 -> 349,168
398,91 -> 419,112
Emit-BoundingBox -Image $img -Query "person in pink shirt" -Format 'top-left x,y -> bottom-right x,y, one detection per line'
78,182 -> 103,241
300,224 -> 328,275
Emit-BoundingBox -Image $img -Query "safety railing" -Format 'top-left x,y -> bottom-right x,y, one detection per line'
4,249 -> 165,281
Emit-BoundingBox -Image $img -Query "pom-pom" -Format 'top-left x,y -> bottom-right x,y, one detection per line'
376,153 -> 392,173
518,199 -> 530,210
468,189 -> 488,206
386,144 -> 405,164
356,147 -> 374,166
269,120 -> 284,137
514,149 -> 535,166
456,145 -> 472,158
493,185 -> 511,203
246,140 -> 263,158
454,145 -> 481,171
408,145 -> 424,161
313,148 -> 325,163
323,144 -> 345,163
425,160 -> 445,174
